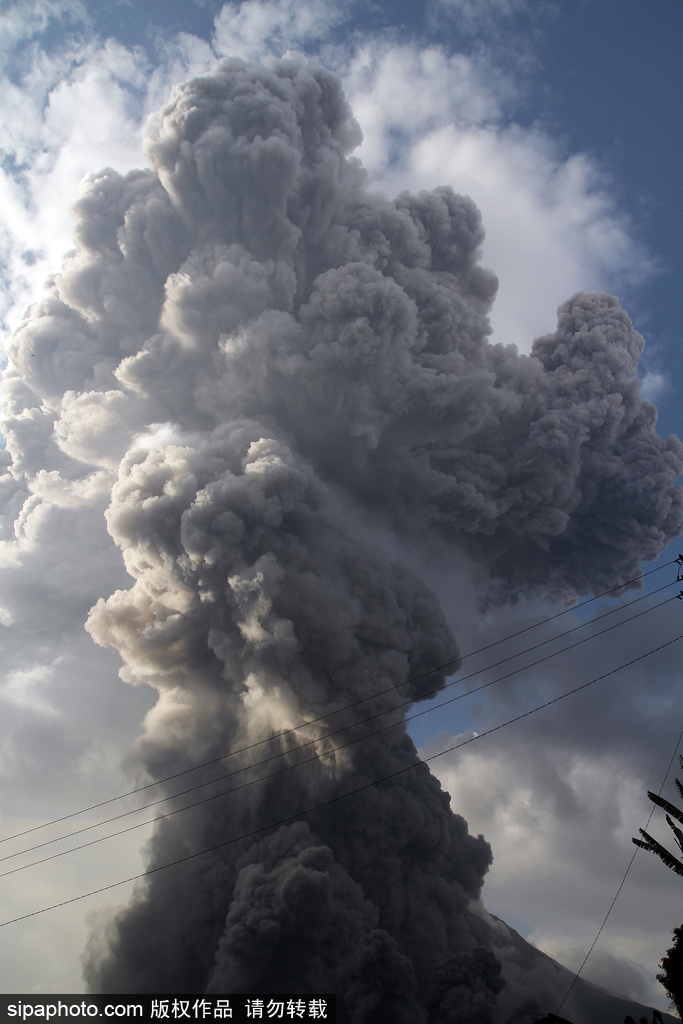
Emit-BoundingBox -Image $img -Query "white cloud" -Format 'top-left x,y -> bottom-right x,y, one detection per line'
0,40 -> 147,341
1,662 -> 62,715
640,370 -> 668,403
0,10 -> 216,352
344,41 -> 510,156
213,0 -> 345,61
425,0 -> 556,45
341,45 -> 654,353
406,129 -> 653,352
540,946 -> 650,1006
422,715 -> 682,1012
0,0 -> 90,62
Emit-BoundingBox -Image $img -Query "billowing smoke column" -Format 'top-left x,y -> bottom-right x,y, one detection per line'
2,56 -> 682,1019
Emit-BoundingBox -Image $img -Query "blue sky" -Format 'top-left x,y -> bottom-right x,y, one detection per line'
1,0 -> 682,1013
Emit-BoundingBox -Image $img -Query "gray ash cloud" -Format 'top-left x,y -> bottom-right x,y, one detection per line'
2,55 -> 681,1021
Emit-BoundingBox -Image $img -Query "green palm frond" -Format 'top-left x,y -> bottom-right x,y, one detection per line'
647,791 -> 683,826
666,816 -> 683,855
633,767 -> 683,879
633,829 -> 683,877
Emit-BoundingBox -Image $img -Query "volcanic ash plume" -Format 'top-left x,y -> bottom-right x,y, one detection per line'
2,56 -> 682,1019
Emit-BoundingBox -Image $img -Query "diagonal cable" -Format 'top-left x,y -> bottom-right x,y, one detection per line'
556,724 -> 683,1016
3,559 -> 673,847
0,589 -> 675,872
2,631 -> 681,928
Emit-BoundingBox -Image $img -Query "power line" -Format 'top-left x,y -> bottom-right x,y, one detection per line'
2,559 -> 676,849
2,630 -> 681,930
1,586 -> 676,874
2,591 -> 675,881
556,723 -> 683,1016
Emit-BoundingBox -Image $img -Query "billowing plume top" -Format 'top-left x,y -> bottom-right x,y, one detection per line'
143,57 -> 363,264
5,56 -> 679,603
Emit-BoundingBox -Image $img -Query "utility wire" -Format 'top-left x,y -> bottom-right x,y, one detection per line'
1,591 -> 675,881
556,724 -> 683,1016
2,559 -> 676,848
0,587 -> 676,873
2,631 -> 681,930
